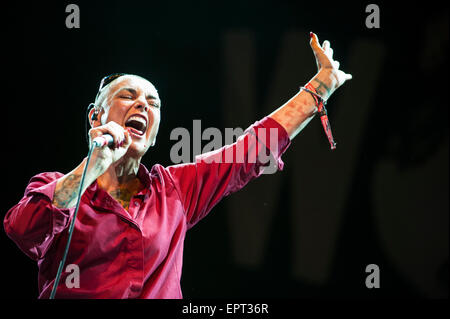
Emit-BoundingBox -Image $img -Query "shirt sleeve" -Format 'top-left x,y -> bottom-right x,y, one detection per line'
166,116 -> 291,229
3,172 -> 75,260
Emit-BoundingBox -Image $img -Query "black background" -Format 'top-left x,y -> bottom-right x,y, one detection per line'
2,0 -> 448,301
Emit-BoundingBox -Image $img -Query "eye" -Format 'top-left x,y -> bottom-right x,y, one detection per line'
120,95 -> 133,99
147,101 -> 160,108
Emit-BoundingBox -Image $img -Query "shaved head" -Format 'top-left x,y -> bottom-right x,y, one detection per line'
95,74 -> 159,111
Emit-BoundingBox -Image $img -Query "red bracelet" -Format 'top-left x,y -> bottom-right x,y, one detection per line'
302,83 -> 337,150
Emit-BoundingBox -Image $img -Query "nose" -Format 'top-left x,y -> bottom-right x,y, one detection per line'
135,102 -> 149,112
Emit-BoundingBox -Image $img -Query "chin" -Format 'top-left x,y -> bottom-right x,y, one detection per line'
126,142 -> 148,158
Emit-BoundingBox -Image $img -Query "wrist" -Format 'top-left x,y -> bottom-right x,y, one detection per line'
85,154 -> 109,181
310,69 -> 338,101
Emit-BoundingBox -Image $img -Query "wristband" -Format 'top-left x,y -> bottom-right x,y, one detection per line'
300,83 -> 337,150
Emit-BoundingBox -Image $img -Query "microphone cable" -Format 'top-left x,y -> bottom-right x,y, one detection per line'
49,141 -> 97,299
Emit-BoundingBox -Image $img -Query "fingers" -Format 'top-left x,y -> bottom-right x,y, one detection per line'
311,32 -> 351,76
309,32 -> 332,69
336,70 -> 353,85
309,32 -> 323,52
333,60 -> 340,69
89,121 -> 126,148
310,32 -> 353,94
88,128 -> 103,140
123,128 -> 132,148
323,41 -> 333,59
106,121 -> 126,148
309,32 -> 325,61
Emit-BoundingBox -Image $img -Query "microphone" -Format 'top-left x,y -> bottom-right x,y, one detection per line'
92,134 -> 114,147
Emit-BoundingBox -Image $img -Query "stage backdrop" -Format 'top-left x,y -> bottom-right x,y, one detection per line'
2,1 -> 448,298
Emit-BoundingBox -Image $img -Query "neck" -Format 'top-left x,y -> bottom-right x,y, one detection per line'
97,156 -> 141,192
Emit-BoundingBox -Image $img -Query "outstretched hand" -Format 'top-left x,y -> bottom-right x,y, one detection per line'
309,32 -> 352,100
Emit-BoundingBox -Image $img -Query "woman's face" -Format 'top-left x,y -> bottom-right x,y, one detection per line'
96,75 -> 161,158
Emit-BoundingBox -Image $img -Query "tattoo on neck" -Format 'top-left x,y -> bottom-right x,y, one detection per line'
109,188 -> 133,211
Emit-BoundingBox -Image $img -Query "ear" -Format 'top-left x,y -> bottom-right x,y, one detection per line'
88,106 -> 100,128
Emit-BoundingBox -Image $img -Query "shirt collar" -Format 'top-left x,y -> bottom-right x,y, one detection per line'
136,163 -> 151,189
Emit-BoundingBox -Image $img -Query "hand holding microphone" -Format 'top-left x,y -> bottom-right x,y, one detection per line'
93,134 -> 114,147
88,121 -> 132,169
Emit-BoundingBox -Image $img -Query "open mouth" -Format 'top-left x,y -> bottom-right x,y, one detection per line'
125,114 -> 147,136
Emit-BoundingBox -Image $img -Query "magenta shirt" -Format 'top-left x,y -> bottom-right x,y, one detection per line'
4,117 -> 290,299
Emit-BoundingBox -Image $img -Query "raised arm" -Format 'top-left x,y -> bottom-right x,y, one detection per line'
269,32 -> 352,139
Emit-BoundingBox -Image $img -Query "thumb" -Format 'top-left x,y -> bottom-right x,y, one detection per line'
309,32 -> 321,51
309,32 -> 328,68
124,128 -> 132,146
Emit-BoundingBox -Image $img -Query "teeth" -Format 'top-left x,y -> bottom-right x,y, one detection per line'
127,115 -> 147,126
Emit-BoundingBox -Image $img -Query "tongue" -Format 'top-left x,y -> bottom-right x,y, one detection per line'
127,127 -> 144,136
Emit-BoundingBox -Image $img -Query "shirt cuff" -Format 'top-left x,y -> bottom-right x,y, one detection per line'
246,116 -> 291,171
25,177 -> 59,201
25,177 -> 74,234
